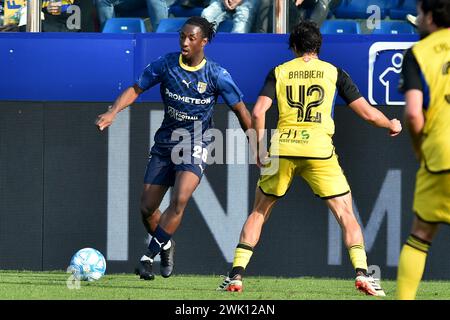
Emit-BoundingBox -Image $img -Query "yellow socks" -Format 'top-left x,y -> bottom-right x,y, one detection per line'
230,243 -> 254,278
396,235 -> 430,300
348,244 -> 368,272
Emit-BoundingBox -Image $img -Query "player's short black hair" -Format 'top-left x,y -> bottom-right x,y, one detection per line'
183,16 -> 216,42
289,20 -> 322,55
419,0 -> 450,27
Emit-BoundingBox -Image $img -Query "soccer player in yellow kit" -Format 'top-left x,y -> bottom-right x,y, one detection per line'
217,21 -> 402,296
396,0 -> 450,300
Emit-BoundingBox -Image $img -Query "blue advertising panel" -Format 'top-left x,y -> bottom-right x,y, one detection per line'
0,33 -> 135,102
0,33 -> 418,104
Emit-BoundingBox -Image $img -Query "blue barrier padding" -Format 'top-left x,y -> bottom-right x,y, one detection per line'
0,32 -> 418,104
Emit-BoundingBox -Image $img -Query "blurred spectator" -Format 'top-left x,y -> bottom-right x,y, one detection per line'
0,0 -> 4,26
252,0 -> 272,33
2,0 -> 22,27
94,0 -> 175,31
175,0 -> 209,8
10,0 -> 79,32
42,0 -> 80,32
201,0 -> 259,33
292,0 -> 342,27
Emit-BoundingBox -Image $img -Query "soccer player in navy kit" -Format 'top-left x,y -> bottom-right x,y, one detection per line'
96,17 -> 252,280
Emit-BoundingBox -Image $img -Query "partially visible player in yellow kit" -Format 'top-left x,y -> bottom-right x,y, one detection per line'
396,0 -> 450,300
217,21 -> 402,296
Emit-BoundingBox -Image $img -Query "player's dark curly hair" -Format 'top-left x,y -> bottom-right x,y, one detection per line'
289,20 -> 322,55
419,0 -> 450,27
183,16 -> 217,42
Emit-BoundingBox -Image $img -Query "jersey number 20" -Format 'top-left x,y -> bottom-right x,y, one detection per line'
193,145 -> 208,162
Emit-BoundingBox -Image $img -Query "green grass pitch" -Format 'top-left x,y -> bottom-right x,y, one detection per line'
0,271 -> 449,300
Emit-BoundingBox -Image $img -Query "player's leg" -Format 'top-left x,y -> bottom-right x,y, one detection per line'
396,166 -> 448,299
325,192 -> 368,274
302,154 -> 384,296
158,171 -> 200,233
217,187 -> 278,292
240,187 -> 278,246
136,154 -> 176,280
136,184 -> 169,280
326,192 -> 363,246
218,157 -> 293,292
325,192 -> 385,296
302,155 -> 368,276
145,171 -> 200,268
396,216 -> 439,300
140,184 -> 169,235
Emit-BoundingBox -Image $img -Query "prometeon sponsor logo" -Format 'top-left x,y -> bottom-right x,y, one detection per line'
165,88 -> 212,105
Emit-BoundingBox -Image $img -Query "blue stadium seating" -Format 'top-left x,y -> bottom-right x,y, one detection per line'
169,4 -> 204,17
320,20 -> 361,34
102,18 -> 147,33
371,20 -> 416,34
157,17 -> 235,33
156,17 -> 188,32
389,0 -> 417,19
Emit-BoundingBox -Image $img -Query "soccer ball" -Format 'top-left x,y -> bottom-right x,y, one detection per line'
68,248 -> 106,281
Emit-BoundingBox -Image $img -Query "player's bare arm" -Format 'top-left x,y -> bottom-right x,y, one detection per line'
252,95 -> 273,167
96,84 -> 143,131
404,89 -> 425,161
231,101 -> 252,133
348,97 -> 402,136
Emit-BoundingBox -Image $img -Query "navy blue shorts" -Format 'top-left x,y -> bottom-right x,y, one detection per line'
143,152 -> 207,186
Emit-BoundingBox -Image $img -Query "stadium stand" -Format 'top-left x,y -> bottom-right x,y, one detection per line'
156,16 -> 234,33
0,0 -> 419,34
334,0 -> 388,19
102,17 -> 147,33
169,4 -> 204,17
155,17 -> 187,32
320,19 -> 361,34
371,20 -> 416,34
389,0 -> 417,19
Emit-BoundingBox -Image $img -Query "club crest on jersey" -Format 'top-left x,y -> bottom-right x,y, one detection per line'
197,82 -> 207,94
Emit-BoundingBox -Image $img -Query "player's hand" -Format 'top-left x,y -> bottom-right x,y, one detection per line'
295,0 -> 305,6
96,107 -> 116,131
388,118 -> 402,137
256,150 -> 270,168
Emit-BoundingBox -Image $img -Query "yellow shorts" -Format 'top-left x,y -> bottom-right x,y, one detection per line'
413,165 -> 450,224
257,153 -> 350,199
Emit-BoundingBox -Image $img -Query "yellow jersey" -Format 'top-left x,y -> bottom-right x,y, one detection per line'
260,57 -> 361,158
401,28 -> 450,173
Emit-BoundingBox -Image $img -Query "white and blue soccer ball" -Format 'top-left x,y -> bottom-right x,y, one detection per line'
68,248 -> 106,281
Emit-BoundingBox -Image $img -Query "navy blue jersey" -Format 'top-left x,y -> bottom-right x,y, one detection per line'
136,52 -> 244,156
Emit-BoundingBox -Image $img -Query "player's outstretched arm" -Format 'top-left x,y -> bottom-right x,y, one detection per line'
404,89 -> 424,160
252,95 -> 273,167
348,97 -> 402,137
231,101 -> 252,133
96,84 -> 143,131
